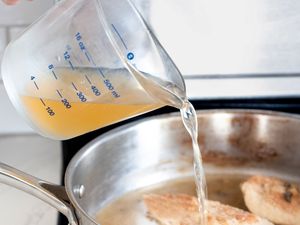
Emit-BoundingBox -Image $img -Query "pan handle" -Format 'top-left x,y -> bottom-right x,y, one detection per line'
0,162 -> 78,225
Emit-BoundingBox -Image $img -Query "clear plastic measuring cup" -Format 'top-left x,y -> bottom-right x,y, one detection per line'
1,0 -> 186,140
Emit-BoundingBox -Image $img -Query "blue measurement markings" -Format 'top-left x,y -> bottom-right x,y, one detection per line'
40,97 -> 55,117
40,98 -> 46,106
75,32 -> 121,98
31,76 -> 40,90
64,51 -> 75,70
56,90 -> 72,109
71,82 -> 78,91
84,75 -> 101,96
85,75 -> 92,84
111,24 -> 135,61
85,52 -> 91,62
127,52 -> 134,60
71,82 -> 87,102
48,64 -> 58,80
111,24 -> 128,50
31,75 -> 56,117
66,44 -> 86,66
33,81 -> 39,90
56,90 -> 63,98
75,33 -> 104,77
46,106 -> 55,116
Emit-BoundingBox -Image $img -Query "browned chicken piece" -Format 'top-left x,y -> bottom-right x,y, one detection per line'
241,175 -> 300,225
144,193 -> 274,225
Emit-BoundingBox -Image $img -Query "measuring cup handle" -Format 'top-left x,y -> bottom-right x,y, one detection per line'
0,162 -> 78,225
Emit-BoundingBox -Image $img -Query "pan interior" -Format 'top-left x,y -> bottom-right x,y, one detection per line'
66,110 -> 300,224
95,170 -> 299,225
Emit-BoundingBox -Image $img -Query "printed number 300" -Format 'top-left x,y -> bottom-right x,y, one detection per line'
77,92 -> 87,102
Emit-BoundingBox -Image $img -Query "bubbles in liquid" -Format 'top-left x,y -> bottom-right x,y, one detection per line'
181,100 -> 207,225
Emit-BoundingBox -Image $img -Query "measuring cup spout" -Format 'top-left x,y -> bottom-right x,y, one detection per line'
98,0 -> 187,108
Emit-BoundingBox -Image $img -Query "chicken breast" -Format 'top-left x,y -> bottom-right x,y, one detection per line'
144,193 -> 274,225
241,175 -> 300,225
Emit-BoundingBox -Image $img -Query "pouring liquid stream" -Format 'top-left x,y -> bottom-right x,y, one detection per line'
181,101 -> 208,225
131,66 -> 208,225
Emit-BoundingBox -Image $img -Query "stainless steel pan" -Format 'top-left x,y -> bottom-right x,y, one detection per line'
0,110 -> 299,225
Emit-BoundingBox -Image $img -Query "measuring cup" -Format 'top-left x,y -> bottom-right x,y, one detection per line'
1,0 -> 186,140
